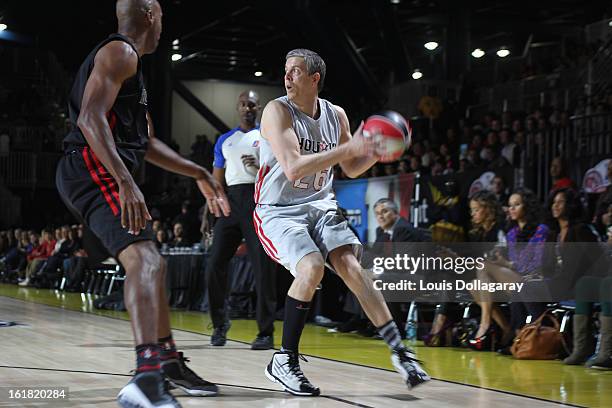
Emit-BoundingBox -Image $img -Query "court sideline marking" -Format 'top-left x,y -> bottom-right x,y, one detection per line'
0,294 -> 584,407
0,364 -> 375,408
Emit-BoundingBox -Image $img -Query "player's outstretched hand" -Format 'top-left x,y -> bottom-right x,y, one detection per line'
348,121 -> 380,159
196,173 -> 231,217
119,181 -> 152,235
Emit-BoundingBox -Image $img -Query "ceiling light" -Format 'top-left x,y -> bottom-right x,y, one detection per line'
229,60 -> 237,66
609,20 -> 612,27
496,48 -> 510,58
171,53 -> 182,61
172,45 -> 179,50
471,48 -> 485,58
412,69 -> 423,80
254,71 -> 263,77
390,0 -> 400,4
172,39 -> 179,46
424,41 -> 438,51
0,24 -> 7,31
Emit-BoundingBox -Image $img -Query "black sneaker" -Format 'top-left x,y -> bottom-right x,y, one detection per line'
117,370 -> 181,408
210,321 -> 231,346
265,351 -> 320,396
337,318 -> 366,333
357,322 -> 378,338
161,352 -> 218,396
391,348 -> 430,389
251,335 -> 274,350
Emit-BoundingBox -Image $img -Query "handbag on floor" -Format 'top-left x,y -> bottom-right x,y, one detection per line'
511,311 -> 568,359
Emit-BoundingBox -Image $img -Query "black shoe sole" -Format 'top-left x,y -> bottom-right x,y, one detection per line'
251,343 -> 273,350
168,380 -> 218,396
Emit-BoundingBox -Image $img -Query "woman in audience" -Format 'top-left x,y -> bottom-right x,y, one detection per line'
469,189 -> 550,351
555,188 -> 612,368
425,190 -> 508,347
156,229 -> 168,249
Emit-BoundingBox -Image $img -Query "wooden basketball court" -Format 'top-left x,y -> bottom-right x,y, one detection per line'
1,287 -> 609,407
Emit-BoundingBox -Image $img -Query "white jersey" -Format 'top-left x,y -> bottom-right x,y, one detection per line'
255,96 -> 340,206
213,127 -> 261,186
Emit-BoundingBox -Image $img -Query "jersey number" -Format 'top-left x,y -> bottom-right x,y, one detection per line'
293,169 -> 329,191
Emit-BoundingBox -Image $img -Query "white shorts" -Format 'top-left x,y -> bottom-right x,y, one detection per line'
253,200 -> 362,276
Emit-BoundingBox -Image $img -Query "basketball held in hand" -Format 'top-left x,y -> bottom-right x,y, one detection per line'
362,110 -> 412,163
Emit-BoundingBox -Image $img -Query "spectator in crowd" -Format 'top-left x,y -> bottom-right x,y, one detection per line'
445,128 -> 460,156
427,191 -> 508,347
374,198 -> 428,333
486,131 -> 501,155
491,175 -> 510,211
169,222 -> 190,248
382,163 -> 395,177
593,159 -> 612,236
549,188 -> 612,368
156,229 -> 168,249
51,226 -> 70,256
439,144 -> 454,169
14,231 -> 32,275
340,198 -> 428,337
172,200 -> 200,244
550,156 -> 576,192
20,229 -> 55,286
465,149 -> 481,171
409,156 -> 423,173
469,189 -> 549,351
37,225 -> 81,288
152,219 -> 162,234
62,228 -> 89,293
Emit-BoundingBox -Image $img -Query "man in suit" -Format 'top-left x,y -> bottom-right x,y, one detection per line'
339,198 -> 428,337
374,198 -> 428,334
374,198 -> 426,243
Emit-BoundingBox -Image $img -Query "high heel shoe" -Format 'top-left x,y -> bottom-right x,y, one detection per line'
423,320 -> 455,347
468,327 -> 497,351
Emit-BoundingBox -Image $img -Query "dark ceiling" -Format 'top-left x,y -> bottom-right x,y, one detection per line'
1,0 -> 611,108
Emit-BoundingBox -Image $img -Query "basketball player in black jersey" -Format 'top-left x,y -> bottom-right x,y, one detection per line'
55,1 -> 229,407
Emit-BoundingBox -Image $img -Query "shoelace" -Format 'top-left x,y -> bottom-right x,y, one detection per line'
176,352 -> 211,384
282,353 -> 310,385
396,348 -> 424,366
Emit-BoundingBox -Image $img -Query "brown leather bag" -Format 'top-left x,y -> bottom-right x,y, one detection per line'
511,311 -> 568,360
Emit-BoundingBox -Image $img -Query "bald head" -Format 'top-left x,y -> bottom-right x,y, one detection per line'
117,0 -> 153,27
116,0 -> 162,55
239,90 -> 260,104
237,90 -> 261,129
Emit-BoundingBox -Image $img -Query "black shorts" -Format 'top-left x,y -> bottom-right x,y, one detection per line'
56,147 -> 155,259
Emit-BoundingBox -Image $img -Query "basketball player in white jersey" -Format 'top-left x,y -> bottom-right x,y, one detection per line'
255,49 -> 429,396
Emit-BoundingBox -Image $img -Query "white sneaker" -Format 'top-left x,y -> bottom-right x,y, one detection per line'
391,348 -> 430,389
18,278 -> 29,287
117,371 -> 181,408
265,352 -> 320,396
